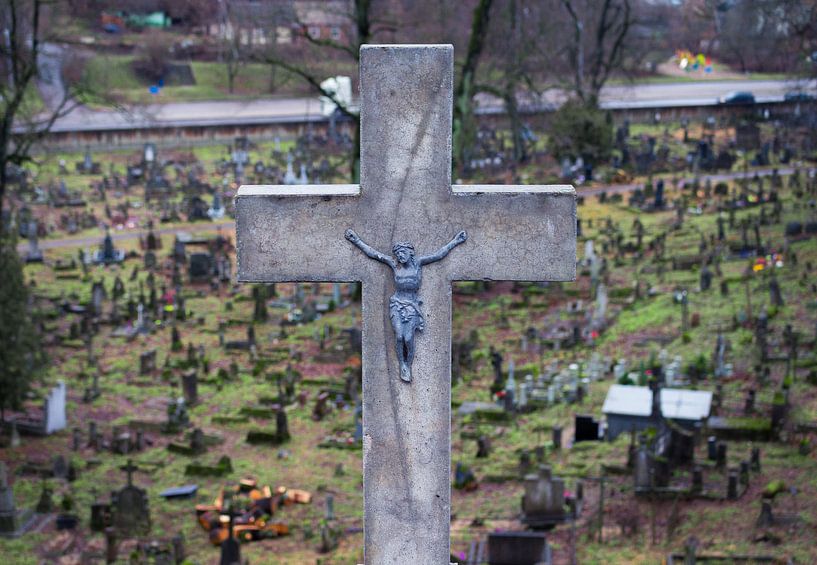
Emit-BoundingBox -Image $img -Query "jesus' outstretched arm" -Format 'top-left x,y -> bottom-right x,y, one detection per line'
419,230 -> 467,265
345,229 -> 396,268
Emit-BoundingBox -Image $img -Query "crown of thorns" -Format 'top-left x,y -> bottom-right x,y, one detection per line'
392,242 -> 415,254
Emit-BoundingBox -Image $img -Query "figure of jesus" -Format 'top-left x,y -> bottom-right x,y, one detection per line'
345,228 -> 468,382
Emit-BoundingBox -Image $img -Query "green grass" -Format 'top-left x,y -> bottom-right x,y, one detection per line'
5,120 -> 817,563
79,54 -> 357,104
81,55 -> 279,104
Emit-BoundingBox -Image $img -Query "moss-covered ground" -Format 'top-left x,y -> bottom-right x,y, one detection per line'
2,121 -> 817,564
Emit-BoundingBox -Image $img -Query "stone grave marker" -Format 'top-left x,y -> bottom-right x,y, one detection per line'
181,370 -> 198,405
487,531 -> 551,565
144,250 -> 157,269
235,45 -> 575,563
14,381 -> 67,435
25,220 -> 43,263
93,228 -> 125,264
140,349 -> 157,376
0,462 -> 35,537
112,460 -> 151,537
521,464 -> 568,528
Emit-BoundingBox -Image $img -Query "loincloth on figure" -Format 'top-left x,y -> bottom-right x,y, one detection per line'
389,295 -> 425,332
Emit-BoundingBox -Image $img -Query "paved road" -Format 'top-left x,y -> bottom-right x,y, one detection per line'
44,97 -> 326,133
27,76 -> 816,135
476,79 -> 816,114
599,79 -> 812,109
19,167 -> 802,254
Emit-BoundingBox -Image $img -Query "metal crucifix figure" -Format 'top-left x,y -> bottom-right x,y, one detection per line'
345,228 -> 467,382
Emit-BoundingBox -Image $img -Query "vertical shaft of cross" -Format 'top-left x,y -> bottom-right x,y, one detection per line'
235,43 -> 576,564
360,45 -> 455,564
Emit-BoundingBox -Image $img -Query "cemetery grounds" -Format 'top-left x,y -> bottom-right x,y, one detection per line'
1,119 -> 817,564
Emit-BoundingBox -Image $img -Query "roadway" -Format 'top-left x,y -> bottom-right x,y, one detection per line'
476,79 -> 816,114
28,76 -> 816,135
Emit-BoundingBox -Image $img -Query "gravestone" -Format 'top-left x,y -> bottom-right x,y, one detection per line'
551,425 -> 562,449
25,220 -> 43,263
0,462 -> 34,537
164,397 -> 190,433
88,421 -> 99,449
93,228 -> 125,264
144,250 -> 157,269
487,531 -> 550,565
15,381 -> 67,435
181,370 -> 198,405
634,435 -> 651,492
52,455 -> 68,479
520,465 -> 568,528
112,460 -> 151,536
35,480 -> 54,513
325,494 -> 335,521
276,407 -> 290,442
189,253 -> 213,281
140,350 -> 157,375
235,45 -> 576,563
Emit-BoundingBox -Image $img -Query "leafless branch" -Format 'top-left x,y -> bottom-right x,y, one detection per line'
259,54 -> 359,123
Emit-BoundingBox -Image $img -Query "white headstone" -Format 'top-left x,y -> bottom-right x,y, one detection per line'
44,381 -> 67,434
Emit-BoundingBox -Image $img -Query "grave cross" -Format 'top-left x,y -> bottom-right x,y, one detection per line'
236,45 -> 576,563
120,459 -> 138,486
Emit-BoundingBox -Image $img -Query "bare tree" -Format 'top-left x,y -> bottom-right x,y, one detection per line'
0,0 -> 78,224
257,0 -> 499,179
133,29 -> 174,83
719,0 -> 817,75
453,0 -> 493,174
260,0 -> 387,182
478,0 -> 558,165
559,0 -> 633,106
214,1 -> 248,95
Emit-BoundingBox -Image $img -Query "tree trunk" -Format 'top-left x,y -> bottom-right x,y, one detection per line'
268,64 -> 277,94
0,150 -> 7,230
504,87 -> 525,163
453,0 -> 493,174
504,0 -> 525,164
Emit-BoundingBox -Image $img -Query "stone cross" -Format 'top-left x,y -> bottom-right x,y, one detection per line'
235,45 -> 576,563
120,459 -> 138,486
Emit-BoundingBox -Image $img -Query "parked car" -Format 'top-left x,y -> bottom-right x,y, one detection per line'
718,91 -> 755,105
784,91 -> 816,102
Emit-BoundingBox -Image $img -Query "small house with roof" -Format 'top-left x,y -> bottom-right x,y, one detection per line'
602,384 -> 712,441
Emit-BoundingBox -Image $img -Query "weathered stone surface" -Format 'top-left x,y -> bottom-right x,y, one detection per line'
236,44 -> 576,564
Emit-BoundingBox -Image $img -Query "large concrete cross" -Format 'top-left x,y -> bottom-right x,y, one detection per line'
236,45 -> 576,563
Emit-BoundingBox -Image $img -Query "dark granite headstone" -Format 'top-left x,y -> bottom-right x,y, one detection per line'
487,531 -> 550,565
181,370 -> 198,405
112,460 -> 151,536
188,253 -> 213,281
139,349 -> 157,375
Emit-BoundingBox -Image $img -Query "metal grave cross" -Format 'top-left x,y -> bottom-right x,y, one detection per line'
235,44 -> 576,564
